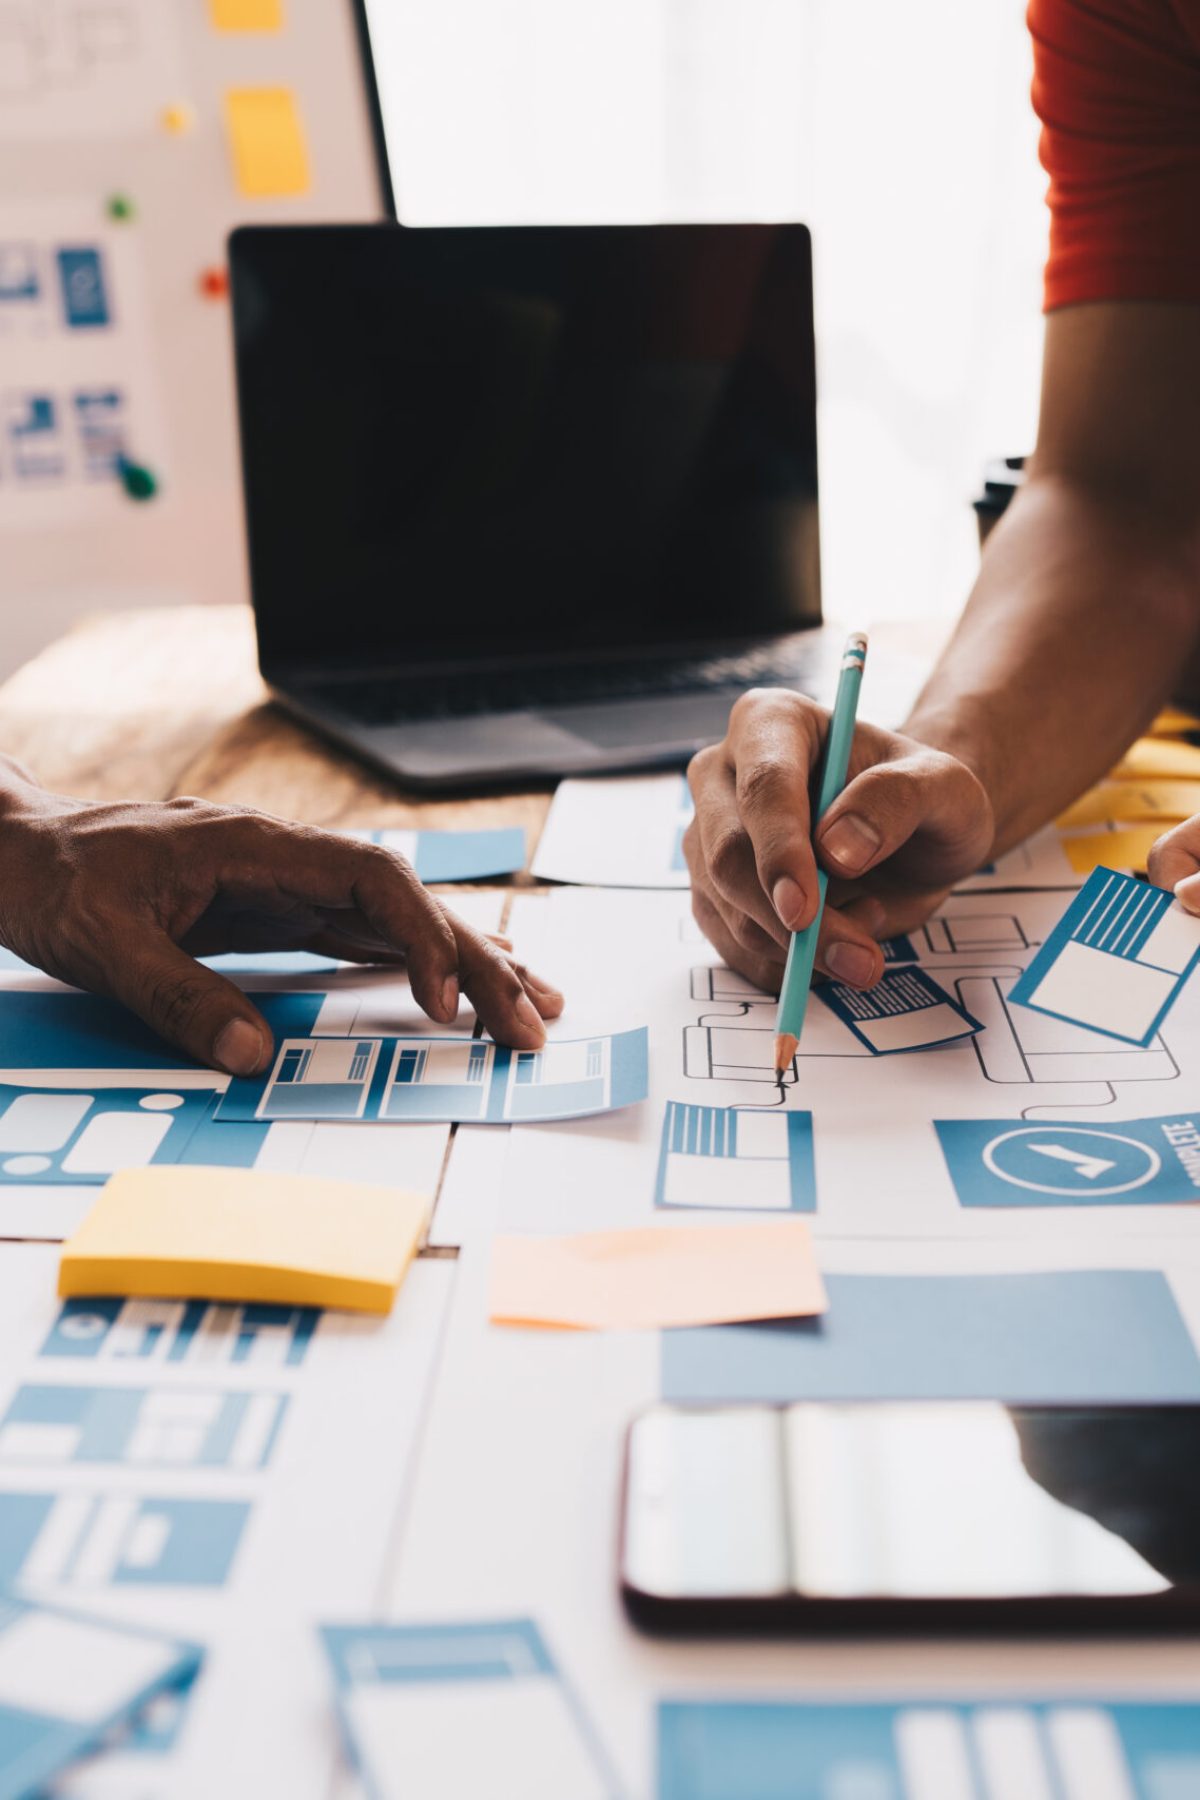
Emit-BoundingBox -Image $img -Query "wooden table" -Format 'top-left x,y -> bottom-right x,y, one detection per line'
0,604 -> 556,855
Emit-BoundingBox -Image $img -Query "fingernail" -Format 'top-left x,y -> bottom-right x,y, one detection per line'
213,1018 -> 266,1076
440,976 -> 460,1019
821,814 -> 880,875
515,994 -> 546,1040
772,876 -> 806,929
826,942 -> 878,987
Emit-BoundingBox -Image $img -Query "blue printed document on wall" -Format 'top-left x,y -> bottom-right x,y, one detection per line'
216,1029 -> 649,1124
659,1697 -> 1200,1800
816,967 -> 982,1054
0,1590 -> 201,1800
1011,866 -> 1200,1045
321,1618 -> 620,1800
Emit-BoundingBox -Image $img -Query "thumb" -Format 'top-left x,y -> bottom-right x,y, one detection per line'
111,933 -> 273,1074
816,754 -> 985,884
1148,817 -> 1200,910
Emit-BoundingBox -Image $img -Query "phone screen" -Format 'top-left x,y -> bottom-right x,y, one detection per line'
623,1403 -> 1200,1605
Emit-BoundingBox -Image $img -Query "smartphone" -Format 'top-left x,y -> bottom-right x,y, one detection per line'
620,1401 -> 1200,1634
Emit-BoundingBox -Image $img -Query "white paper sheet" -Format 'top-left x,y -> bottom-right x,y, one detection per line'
532,774 -> 693,889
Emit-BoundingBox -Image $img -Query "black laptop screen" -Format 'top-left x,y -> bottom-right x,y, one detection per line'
230,223 -> 819,674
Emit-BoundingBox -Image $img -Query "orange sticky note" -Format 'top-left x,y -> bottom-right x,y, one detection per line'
1149,706 -> 1200,738
225,87 -> 310,198
1058,781 -> 1200,830
59,1166 -> 429,1315
489,1220 -> 827,1331
210,0 -> 283,29
1112,739 -> 1200,783
1062,825 -> 1164,876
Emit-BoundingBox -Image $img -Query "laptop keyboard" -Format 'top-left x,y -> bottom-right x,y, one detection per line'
301,640 -> 822,725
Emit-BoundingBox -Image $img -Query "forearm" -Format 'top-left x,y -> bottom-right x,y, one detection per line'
905,472 -> 1200,855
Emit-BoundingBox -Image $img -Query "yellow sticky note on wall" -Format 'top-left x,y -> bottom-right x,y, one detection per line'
210,0 -> 283,29
489,1219 -> 827,1331
59,1166 -> 429,1315
225,87 -> 310,198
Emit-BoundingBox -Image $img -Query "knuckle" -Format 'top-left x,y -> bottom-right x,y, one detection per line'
707,825 -> 748,893
735,756 -> 792,816
687,744 -> 720,798
148,972 -> 211,1040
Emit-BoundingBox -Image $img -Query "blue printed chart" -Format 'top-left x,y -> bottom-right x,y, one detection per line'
661,1271 -> 1200,1405
655,1103 -> 816,1212
658,1698 -> 1200,1800
217,1029 -> 649,1125
937,1115 -> 1200,1208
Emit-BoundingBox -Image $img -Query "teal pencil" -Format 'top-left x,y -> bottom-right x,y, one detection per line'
773,631 -> 868,1079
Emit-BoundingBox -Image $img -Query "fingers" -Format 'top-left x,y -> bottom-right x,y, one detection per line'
1148,817 -> 1200,909
107,930 -> 274,1074
815,751 -> 991,887
691,888 -> 787,995
446,911 -> 563,1047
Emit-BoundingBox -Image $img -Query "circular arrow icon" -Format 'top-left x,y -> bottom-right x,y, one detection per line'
982,1126 -> 1161,1197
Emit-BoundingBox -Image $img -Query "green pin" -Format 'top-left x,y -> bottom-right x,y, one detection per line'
116,456 -> 158,501
106,193 -> 136,222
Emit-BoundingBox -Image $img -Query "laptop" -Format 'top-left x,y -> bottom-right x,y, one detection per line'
229,222 -> 828,791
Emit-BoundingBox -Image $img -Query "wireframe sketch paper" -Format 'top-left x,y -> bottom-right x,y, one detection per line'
658,1698 -> 1200,1800
0,1593 -> 200,1800
490,1218 -> 826,1330
217,1030 -> 649,1125
1010,867 -> 1200,1046
532,774 -> 693,888
322,1619 -> 620,1800
936,1114 -> 1200,1209
655,1103 -> 816,1211
815,968 -> 982,1053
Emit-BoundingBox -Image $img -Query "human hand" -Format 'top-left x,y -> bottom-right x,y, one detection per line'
0,777 -> 562,1074
683,688 -> 995,992
1148,817 -> 1200,913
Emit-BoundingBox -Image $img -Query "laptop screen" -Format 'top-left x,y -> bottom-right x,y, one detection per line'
231,224 -> 819,674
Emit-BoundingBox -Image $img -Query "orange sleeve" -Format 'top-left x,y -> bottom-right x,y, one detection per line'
1029,0 -> 1200,311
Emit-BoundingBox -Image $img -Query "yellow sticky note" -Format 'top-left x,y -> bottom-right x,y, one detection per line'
210,0 -> 283,29
489,1220 -> 827,1331
1058,781 -> 1200,829
1150,706 -> 1200,738
225,88 -> 310,198
1063,825 -> 1164,877
1111,739 -> 1200,782
59,1167 -> 429,1315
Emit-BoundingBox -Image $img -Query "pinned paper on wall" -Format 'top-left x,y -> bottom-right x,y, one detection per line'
815,968 -> 982,1054
490,1218 -> 827,1330
225,88 -> 311,198
58,1166 -> 431,1313
1010,867 -> 1200,1046
655,1103 -> 816,1212
0,1593 -> 201,1799
210,0 -> 283,28
216,1029 -> 649,1125
322,1619 -> 619,1800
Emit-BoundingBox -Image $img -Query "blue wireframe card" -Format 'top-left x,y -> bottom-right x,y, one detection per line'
216,1028 -> 649,1124
816,967 -> 982,1054
0,1086 -> 216,1186
1010,866 -> 1200,1046
321,1619 -> 620,1800
0,1590 -> 201,1800
655,1103 -> 816,1212
355,826 -> 526,883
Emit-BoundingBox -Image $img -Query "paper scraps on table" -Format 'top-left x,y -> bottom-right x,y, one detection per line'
1112,737 -> 1200,782
489,1218 -> 827,1331
216,1029 -> 649,1125
531,773 -> 692,889
655,1103 -> 816,1213
321,1619 -> 620,1800
815,967 -> 982,1054
1062,824 -> 1163,877
350,825 -> 526,883
1057,780 -> 1200,829
0,1591 -> 201,1800
1010,866 -> 1200,1047
58,1166 -> 430,1314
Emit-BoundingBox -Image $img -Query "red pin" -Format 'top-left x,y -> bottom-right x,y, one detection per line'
199,266 -> 229,300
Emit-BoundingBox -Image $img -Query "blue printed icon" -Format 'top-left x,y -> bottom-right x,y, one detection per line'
40,1298 -> 319,1367
0,243 -> 39,303
5,392 -> 64,479
655,1103 -> 815,1211
56,246 -> 110,328
0,1492 -> 249,1588
935,1114 -> 1200,1206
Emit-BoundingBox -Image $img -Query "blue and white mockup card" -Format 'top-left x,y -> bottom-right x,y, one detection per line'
321,1619 -> 620,1800
1011,866 -> 1200,1045
349,826 -> 526,884
815,968 -> 982,1054
655,1103 -> 816,1212
216,1029 -> 649,1125
659,1697 -> 1200,1800
936,1113 -> 1200,1209
0,1086 -> 219,1187
0,1590 -> 201,1800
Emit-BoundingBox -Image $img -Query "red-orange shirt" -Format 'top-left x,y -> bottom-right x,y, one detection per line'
1029,0 -> 1200,309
